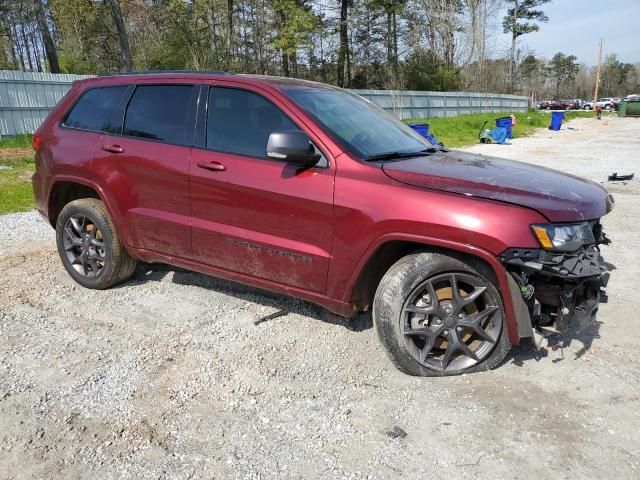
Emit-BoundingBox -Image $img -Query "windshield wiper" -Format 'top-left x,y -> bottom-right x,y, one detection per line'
364,147 -> 438,162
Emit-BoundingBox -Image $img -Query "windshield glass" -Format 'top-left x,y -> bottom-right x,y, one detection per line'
281,86 -> 434,159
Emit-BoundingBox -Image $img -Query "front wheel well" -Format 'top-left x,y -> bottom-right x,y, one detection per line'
48,181 -> 100,227
349,241 -> 499,312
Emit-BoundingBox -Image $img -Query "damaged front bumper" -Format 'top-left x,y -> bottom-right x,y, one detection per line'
500,244 -> 610,347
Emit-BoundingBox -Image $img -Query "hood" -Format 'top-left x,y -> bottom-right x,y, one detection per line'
382,150 -> 613,222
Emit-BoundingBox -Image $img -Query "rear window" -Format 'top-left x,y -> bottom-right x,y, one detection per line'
123,85 -> 193,144
63,86 -> 127,133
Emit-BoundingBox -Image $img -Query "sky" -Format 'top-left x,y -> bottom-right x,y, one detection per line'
496,0 -> 640,65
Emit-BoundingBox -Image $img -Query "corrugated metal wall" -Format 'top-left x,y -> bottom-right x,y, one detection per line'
0,70 -> 529,135
0,70 -> 92,136
349,89 -> 529,119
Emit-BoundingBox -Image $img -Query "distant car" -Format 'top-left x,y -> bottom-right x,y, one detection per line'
570,99 -> 586,109
622,94 -> 639,101
537,100 -> 566,110
584,98 -> 615,110
559,100 -> 577,110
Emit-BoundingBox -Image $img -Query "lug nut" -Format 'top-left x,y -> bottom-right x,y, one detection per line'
445,307 -> 451,314
435,318 -> 442,325
458,313 -> 463,318
443,330 -> 449,336
456,327 -> 462,332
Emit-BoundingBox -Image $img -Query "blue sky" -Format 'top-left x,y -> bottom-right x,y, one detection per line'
497,0 -> 640,65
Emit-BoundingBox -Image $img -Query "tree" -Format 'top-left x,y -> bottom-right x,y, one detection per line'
337,0 -> 351,87
272,0 -> 319,77
33,0 -> 60,72
600,54 -> 635,97
105,0 -> 132,71
549,52 -> 578,99
503,0 -> 550,92
519,54 -> 546,101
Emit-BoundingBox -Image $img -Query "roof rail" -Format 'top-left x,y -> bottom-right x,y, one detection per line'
97,70 -> 233,77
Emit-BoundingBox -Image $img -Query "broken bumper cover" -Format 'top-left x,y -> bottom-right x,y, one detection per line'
500,245 -> 610,345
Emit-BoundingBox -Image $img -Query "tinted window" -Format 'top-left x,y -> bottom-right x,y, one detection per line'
63,86 -> 127,133
123,85 -> 193,144
207,87 -> 298,158
283,87 -> 433,158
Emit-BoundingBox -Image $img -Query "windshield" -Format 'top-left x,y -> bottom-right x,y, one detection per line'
281,86 -> 434,159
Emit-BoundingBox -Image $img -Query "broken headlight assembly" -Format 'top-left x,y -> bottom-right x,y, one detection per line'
531,222 -> 595,252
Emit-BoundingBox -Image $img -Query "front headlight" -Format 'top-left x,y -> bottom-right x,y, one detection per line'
531,222 -> 595,252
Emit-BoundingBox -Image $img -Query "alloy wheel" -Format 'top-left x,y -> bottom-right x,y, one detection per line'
401,272 -> 501,372
62,214 -> 107,277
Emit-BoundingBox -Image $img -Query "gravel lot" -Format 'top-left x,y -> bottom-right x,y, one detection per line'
1,117 -> 639,479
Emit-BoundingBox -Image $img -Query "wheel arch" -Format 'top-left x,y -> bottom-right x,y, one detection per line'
345,234 -> 521,345
46,177 -> 125,239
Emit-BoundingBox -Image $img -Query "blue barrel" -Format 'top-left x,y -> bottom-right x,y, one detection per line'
408,123 -> 429,138
549,111 -> 564,131
495,117 -> 513,139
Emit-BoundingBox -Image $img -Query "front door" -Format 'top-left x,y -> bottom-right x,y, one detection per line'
189,85 -> 335,293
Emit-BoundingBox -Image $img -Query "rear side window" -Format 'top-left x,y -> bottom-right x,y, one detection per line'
207,87 -> 298,158
123,85 -> 193,144
63,86 -> 127,133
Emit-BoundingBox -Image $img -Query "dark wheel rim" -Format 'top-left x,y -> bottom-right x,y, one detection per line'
401,272 -> 501,372
62,214 -> 106,277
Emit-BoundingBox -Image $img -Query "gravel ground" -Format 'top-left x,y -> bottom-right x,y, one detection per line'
1,117 -> 639,479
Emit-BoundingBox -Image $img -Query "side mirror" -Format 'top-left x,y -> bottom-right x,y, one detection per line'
266,130 -> 321,167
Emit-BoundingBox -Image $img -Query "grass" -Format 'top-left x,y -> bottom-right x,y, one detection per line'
0,133 -> 33,149
404,108 -> 612,148
0,135 -> 35,214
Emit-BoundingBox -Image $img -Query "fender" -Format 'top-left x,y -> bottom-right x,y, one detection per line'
46,174 -> 133,249
343,232 -> 523,345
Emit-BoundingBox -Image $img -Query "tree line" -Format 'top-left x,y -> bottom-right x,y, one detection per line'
0,0 -> 638,99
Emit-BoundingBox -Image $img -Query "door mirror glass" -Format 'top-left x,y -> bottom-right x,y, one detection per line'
266,130 -> 321,167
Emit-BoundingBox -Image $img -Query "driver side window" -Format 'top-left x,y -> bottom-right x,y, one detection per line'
206,87 -> 293,157
206,87 -> 327,167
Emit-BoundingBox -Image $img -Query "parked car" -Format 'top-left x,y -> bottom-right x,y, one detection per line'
622,94 -> 639,102
569,99 -> 586,109
559,99 -> 578,110
584,98 -> 615,110
32,72 -> 613,376
537,100 -> 566,110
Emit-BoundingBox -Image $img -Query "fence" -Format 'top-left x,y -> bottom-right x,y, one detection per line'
0,70 -> 91,136
0,70 -> 529,136
350,89 -> 529,120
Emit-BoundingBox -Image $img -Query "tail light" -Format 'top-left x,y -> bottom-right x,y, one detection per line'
32,133 -> 42,151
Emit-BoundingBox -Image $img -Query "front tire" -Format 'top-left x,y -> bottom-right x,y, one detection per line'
373,252 -> 511,376
56,198 -> 137,289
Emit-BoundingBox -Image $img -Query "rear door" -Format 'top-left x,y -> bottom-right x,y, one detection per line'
189,84 -> 335,293
55,85 -> 129,186
91,82 -> 197,258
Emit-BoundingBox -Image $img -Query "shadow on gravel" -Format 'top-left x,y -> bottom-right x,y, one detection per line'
507,317 -> 603,367
122,263 -> 373,332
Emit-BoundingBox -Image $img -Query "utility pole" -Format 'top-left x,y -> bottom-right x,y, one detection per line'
593,39 -> 604,113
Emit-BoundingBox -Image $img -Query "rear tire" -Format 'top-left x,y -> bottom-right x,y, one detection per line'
55,198 -> 137,289
373,252 -> 511,377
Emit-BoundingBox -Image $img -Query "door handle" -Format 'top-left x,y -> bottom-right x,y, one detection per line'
101,144 -> 124,154
197,160 -> 226,172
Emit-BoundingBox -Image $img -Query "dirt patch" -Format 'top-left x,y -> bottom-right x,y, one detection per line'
0,147 -> 33,160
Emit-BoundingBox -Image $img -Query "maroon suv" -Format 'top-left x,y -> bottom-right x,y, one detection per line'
32,72 -> 613,376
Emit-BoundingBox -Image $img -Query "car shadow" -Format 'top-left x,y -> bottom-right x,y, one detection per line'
508,316 -> 603,367
125,263 -> 373,332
